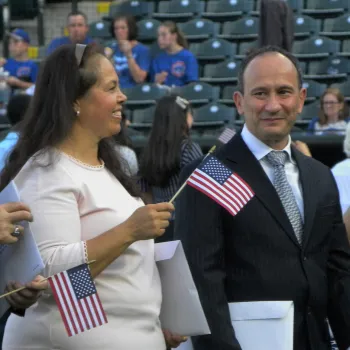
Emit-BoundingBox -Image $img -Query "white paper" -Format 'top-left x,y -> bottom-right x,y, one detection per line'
229,301 -> 294,350
0,181 -> 44,317
155,240 -> 210,336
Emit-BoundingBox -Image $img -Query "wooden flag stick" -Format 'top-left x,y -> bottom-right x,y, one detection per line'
0,260 -> 97,300
169,145 -> 216,204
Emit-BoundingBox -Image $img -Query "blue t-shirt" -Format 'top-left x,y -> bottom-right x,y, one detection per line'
4,58 -> 38,83
0,131 -> 18,170
151,49 -> 198,87
111,42 -> 151,89
46,36 -> 94,56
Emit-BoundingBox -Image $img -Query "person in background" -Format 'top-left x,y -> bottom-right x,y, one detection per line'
139,95 -> 202,242
331,123 -> 350,214
114,111 -> 139,176
46,11 -> 93,55
150,21 -> 198,87
0,93 -> 31,169
105,15 -> 150,89
0,43 -> 184,350
0,29 -> 38,91
308,88 -> 349,133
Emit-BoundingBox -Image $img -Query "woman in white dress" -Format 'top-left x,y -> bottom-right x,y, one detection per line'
0,43 -> 185,349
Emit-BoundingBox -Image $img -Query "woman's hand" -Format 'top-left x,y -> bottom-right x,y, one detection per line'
123,202 -> 174,242
163,329 -> 188,348
293,140 -> 312,157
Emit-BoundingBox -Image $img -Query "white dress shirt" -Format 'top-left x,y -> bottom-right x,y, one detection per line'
241,125 -> 304,221
331,158 -> 350,214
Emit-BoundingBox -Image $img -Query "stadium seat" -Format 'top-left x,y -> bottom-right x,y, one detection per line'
284,0 -> 304,13
293,36 -> 340,59
108,1 -> 154,20
137,19 -> 161,42
148,42 -> 164,58
123,84 -> 168,108
236,40 -> 258,58
88,21 -> 112,40
178,19 -> 219,42
172,82 -> 220,106
131,106 -> 156,128
219,17 -> 259,41
303,0 -> 349,17
9,0 -> 38,20
299,101 -> 319,121
152,0 -> 205,21
321,14 -> 350,39
331,81 -> 350,100
193,102 -> 236,126
306,57 -> 350,81
202,0 -> 254,22
201,59 -> 241,84
302,80 -> 327,101
219,85 -> 237,106
190,38 -> 236,61
294,15 -> 321,38
339,40 -> 350,57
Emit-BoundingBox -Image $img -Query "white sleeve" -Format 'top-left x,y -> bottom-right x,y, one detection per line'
15,162 -> 87,277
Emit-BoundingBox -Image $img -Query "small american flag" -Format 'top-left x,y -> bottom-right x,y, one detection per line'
48,263 -> 108,337
187,156 -> 254,216
218,127 -> 236,144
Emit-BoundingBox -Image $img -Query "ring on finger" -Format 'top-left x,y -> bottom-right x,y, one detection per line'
11,225 -> 21,238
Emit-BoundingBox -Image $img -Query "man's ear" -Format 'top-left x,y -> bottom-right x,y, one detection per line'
233,91 -> 244,116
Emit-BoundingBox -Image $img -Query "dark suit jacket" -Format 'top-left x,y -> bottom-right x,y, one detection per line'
174,134 -> 350,350
259,0 -> 294,52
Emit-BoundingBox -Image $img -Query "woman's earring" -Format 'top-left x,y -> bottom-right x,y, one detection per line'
76,110 -> 80,116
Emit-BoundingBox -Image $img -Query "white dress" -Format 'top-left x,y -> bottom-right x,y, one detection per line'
3,151 -> 165,350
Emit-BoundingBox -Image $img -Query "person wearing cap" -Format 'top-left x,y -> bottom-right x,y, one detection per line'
0,29 -> 38,91
46,11 -> 94,56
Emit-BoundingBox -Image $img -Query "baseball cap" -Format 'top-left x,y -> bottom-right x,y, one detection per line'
8,29 -> 30,43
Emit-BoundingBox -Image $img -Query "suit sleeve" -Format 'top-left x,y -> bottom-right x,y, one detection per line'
327,172 -> 350,350
174,160 -> 241,350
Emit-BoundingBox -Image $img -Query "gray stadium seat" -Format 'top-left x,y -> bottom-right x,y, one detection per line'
202,0 -> 254,22
108,1 -> 154,19
193,102 -> 236,126
293,36 -> 340,59
303,0 -> 349,17
321,14 -> 350,39
131,106 -> 156,128
219,85 -> 237,106
339,40 -> 350,57
190,38 -> 236,61
88,21 -> 112,40
306,57 -> 350,81
284,0 -> 304,13
123,84 -> 168,108
299,101 -> 319,121
171,82 -> 220,106
236,40 -> 258,58
293,15 -> 321,38
201,59 -> 241,84
137,19 -> 161,42
219,17 -> 259,41
332,81 -> 350,100
302,80 -> 327,101
178,19 -> 219,42
152,0 -> 205,21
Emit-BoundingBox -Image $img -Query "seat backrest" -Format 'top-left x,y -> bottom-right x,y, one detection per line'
323,14 -> 350,33
10,0 -> 38,19
124,84 -> 168,102
302,80 -> 327,97
89,21 -> 112,39
293,36 -> 340,54
221,85 -> 237,99
193,102 -> 235,123
173,82 -> 220,101
299,101 -> 320,120
332,81 -> 350,97
132,106 -> 156,123
308,57 -> 350,75
190,38 -> 236,59
305,0 -> 349,10
137,19 -> 161,41
294,15 -> 320,36
204,59 -> 241,78
206,0 -> 254,13
157,0 -> 204,14
222,17 -> 259,35
178,19 -> 219,39
109,1 -> 153,18
237,40 -> 258,56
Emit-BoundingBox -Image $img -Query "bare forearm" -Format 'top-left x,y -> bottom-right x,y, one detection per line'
127,56 -> 147,83
86,222 -> 135,278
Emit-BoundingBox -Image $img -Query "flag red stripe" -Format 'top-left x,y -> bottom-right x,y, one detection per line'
90,294 -> 103,326
48,277 -> 72,337
61,272 -> 84,333
231,173 -> 254,197
94,293 -> 108,323
193,171 -> 245,211
83,298 -> 97,328
76,295 -> 91,330
224,179 -> 251,205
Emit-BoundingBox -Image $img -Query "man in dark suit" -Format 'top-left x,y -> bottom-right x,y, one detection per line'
258,0 -> 294,52
174,46 -> 350,350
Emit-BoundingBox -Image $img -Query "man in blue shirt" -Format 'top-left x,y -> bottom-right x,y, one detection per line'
0,29 -> 38,91
46,11 -> 94,56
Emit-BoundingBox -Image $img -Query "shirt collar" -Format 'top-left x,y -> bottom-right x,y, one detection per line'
241,124 -> 295,164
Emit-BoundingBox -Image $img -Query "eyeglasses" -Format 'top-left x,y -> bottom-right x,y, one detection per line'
322,101 -> 340,106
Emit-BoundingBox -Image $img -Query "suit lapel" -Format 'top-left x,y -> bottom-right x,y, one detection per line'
221,134 -> 300,248
292,148 -> 319,250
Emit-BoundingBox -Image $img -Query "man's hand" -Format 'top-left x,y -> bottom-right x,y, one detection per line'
5,275 -> 48,310
6,76 -> 22,88
0,202 -> 33,244
163,329 -> 188,348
